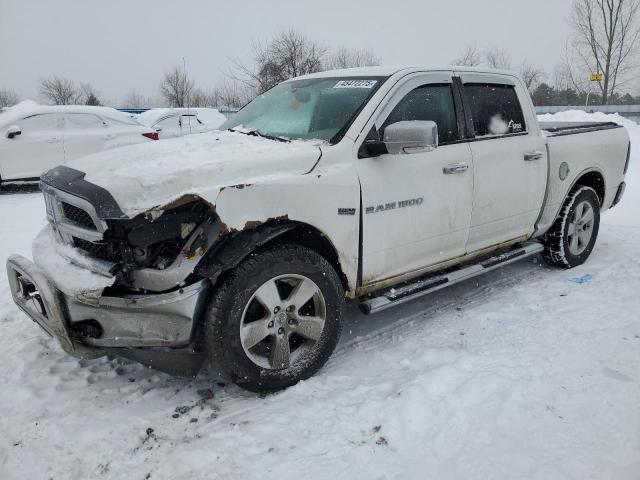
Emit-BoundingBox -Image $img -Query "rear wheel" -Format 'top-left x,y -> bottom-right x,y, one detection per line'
542,186 -> 600,268
204,243 -> 345,392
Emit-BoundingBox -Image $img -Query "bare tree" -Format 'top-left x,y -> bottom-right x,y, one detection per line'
324,47 -> 380,70
212,80 -> 253,108
557,42 -> 591,94
233,28 -> 327,94
452,45 -> 482,66
79,83 -> 101,106
484,48 -> 513,69
121,90 -> 151,109
570,0 -> 640,104
160,65 -> 194,107
39,76 -> 79,104
519,62 -> 546,92
191,88 -> 217,107
0,88 -> 19,108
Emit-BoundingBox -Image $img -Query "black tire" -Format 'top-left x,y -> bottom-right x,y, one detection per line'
542,186 -> 601,268
204,243 -> 345,392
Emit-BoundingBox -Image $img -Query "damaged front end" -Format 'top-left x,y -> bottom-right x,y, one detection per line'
6,167 -> 234,376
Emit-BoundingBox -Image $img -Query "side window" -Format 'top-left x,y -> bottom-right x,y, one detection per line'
18,114 -> 60,133
383,84 -> 458,144
180,115 -> 201,128
65,113 -> 104,130
154,116 -> 180,131
463,84 -> 526,137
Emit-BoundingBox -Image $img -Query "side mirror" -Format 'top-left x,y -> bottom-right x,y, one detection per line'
383,120 -> 438,155
6,125 -> 22,139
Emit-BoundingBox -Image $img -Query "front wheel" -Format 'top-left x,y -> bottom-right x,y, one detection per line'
542,186 -> 601,268
204,243 -> 345,392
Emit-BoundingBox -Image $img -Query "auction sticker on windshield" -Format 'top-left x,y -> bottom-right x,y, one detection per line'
333,80 -> 377,89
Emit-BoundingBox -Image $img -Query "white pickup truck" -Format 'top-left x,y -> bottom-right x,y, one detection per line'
6,66 -> 630,392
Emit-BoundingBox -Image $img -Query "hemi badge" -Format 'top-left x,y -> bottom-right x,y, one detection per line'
338,208 -> 356,216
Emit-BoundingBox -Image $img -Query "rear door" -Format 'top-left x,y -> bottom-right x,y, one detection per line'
459,74 -> 547,252
357,72 -> 475,284
62,113 -> 107,161
0,113 -> 64,180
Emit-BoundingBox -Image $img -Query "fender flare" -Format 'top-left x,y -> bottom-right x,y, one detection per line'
195,222 -> 296,285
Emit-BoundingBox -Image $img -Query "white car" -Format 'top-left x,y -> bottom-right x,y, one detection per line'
137,108 -> 227,139
0,103 -> 158,184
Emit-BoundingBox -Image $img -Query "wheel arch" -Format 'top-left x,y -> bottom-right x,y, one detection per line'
569,168 -> 606,208
196,219 -> 350,295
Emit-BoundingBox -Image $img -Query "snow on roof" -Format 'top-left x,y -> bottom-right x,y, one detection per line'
0,101 -> 137,127
137,108 -> 227,129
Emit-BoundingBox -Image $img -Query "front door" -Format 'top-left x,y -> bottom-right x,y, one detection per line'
0,113 -> 64,180
357,73 -> 474,285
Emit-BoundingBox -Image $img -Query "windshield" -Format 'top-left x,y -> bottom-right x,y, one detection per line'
221,77 -> 387,143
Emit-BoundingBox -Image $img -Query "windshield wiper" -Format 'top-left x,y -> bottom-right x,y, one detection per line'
229,127 -> 291,143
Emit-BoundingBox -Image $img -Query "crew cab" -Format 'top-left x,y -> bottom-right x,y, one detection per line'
6,67 -> 630,392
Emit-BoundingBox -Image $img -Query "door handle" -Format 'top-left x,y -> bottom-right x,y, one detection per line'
524,151 -> 544,161
443,163 -> 469,175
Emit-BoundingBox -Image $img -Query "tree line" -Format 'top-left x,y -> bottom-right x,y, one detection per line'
2,0 -> 639,110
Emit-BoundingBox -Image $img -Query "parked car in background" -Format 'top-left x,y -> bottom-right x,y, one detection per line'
137,108 -> 227,139
0,102 -> 158,184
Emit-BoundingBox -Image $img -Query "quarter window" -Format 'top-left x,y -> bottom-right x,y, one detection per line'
463,84 -> 526,137
383,85 -> 459,144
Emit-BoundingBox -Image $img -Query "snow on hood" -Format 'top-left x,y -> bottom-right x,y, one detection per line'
65,130 -> 322,217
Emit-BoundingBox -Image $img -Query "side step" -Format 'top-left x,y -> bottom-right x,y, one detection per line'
359,241 -> 544,315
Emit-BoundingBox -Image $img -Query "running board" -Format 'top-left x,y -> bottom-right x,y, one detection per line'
359,242 -> 544,315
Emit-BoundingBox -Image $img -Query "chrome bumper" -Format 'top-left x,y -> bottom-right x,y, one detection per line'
6,254 -> 209,358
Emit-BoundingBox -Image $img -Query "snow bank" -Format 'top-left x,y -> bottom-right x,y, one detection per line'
538,109 -> 638,130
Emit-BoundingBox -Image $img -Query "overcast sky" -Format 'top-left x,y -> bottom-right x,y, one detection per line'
0,0 -> 573,105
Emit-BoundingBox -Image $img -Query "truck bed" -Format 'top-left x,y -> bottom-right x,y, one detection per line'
540,121 -> 623,137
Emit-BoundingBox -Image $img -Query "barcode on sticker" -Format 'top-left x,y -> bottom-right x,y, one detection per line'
333,80 -> 377,89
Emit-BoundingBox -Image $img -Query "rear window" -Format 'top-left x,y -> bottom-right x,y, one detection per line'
463,84 -> 526,137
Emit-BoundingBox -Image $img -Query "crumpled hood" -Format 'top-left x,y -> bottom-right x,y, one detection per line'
65,130 -> 322,217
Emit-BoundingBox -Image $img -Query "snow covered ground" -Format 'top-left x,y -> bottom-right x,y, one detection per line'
1,112 -> 639,480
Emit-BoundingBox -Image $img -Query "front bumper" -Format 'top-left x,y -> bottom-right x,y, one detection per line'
6,254 -> 209,359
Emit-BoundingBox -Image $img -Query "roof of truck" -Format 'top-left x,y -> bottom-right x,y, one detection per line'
293,65 -> 519,80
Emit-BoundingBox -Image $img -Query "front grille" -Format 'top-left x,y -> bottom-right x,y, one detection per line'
62,202 -> 96,230
73,237 -> 120,263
